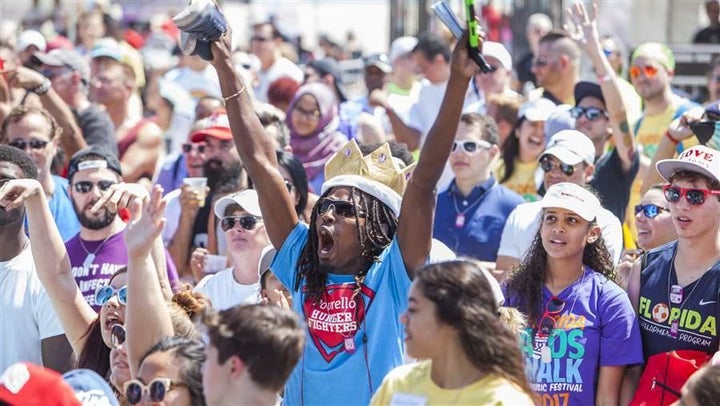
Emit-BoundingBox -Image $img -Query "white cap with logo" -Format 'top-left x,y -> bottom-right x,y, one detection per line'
540,182 -> 601,222
656,145 -> 720,184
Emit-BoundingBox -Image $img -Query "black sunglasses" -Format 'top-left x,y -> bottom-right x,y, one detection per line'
221,215 -> 261,232
73,180 -> 116,194
634,203 -> 669,219
8,139 -> 49,150
181,143 -> 205,154
111,324 -> 126,348
570,106 -> 609,121
318,198 -> 364,218
540,157 -> 577,177
663,185 -> 720,206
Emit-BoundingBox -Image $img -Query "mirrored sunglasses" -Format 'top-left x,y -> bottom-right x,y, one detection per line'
570,106 -> 609,121
540,157 -> 576,177
111,324 -> 126,348
634,203 -> 669,219
629,64 -> 658,80
663,185 -> 720,206
95,284 -> 128,306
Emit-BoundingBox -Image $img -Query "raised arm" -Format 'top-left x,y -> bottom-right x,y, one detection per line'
398,32 -> 480,274
565,2 -> 636,171
208,33 -> 297,248
0,179 -> 95,356
124,185 -> 174,375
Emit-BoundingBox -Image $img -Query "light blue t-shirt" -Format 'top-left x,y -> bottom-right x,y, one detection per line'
272,223 -> 411,406
49,175 -> 81,241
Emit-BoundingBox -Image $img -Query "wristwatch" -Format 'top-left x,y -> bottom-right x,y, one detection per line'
31,78 -> 51,96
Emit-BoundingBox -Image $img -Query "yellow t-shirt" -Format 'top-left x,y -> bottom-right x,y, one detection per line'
371,360 -> 534,406
495,159 -> 541,202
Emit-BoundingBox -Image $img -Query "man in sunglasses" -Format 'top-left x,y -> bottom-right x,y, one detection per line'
626,144 -> 720,391
496,130 -> 624,273
63,146 -> 178,311
0,145 -> 71,373
250,21 -> 303,103
529,30 -> 580,106
0,105 -> 80,240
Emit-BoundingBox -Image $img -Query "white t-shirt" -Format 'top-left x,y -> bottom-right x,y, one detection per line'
194,268 -> 261,311
497,200 -> 623,266
254,57 -> 304,103
0,242 -> 65,371
164,65 -> 222,99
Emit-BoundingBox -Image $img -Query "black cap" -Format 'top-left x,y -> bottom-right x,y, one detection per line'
574,81 -> 605,106
67,146 -> 122,180
308,58 -> 347,102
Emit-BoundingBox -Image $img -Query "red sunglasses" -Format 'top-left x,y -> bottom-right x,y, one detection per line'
629,65 -> 659,80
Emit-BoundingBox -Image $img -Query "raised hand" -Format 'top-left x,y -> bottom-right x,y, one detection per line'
5,66 -> 46,90
124,185 -> 166,257
563,2 -> 599,49
0,178 -> 44,210
91,182 -> 150,214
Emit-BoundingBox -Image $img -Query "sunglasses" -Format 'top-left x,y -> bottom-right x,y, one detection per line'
8,139 -> 49,150
451,140 -> 492,153
570,106 -> 609,121
629,65 -> 659,80
634,203 -> 669,219
318,198 -> 364,218
124,378 -> 188,405
663,184 -> 720,206
95,284 -> 127,306
538,296 -> 565,337
73,180 -> 116,194
540,157 -> 577,177
181,143 -> 205,154
221,215 -> 261,232
111,324 -> 126,348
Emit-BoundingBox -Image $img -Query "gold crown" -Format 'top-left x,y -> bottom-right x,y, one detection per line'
324,140 -> 416,197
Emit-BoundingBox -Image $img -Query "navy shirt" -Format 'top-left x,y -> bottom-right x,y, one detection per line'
433,176 -> 524,261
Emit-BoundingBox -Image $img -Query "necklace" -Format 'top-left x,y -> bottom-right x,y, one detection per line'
537,267 -> 586,363
78,234 -> 113,269
451,180 -> 494,228
665,248 -> 718,339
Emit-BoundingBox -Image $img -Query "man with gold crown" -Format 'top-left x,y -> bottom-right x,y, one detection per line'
206,21 -> 483,405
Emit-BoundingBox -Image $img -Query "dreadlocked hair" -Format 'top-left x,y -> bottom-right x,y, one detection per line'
295,187 -> 398,303
505,221 -> 615,326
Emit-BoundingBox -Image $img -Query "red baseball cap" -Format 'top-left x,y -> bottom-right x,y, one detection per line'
0,363 -> 80,406
190,111 -> 232,142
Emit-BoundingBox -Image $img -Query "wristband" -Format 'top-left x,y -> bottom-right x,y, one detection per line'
665,130 -> 680,145
31,78 -> 51,96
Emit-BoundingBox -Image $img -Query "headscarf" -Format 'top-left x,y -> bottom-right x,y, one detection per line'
287,82 -> 348,185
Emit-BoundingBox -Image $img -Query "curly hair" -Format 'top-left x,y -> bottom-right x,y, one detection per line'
505,218 -> 615,325
295,187 -> 397,303
415,260 -> 535,398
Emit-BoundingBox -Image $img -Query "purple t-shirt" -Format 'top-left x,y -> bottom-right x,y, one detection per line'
66,230 -> 179,312
505,267 -> 643,405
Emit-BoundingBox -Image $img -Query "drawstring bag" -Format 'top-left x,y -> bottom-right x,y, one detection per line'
630,349 -> 711,406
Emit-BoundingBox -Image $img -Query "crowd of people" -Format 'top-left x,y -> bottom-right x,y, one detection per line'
1,0 -> 720,405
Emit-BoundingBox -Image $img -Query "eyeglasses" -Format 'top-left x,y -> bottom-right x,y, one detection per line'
124,378 -> 188,405
537,296 -> 565,337
181,143 -> 205,154
292,106 -> 321,120
221,215 -> 262,232
634,203 -> 669,219
451,140 -> 492,153
531,57 -> 550,67
8,139 -> 49,150
663,184 -> 720,206
629,65 -> 659,80
570,106 -> 609,121
540,157 -> 578,177
73,180 -> 116,194
111,324 -> 126,348
318,198 -> 364,218
95,284 -> 127,306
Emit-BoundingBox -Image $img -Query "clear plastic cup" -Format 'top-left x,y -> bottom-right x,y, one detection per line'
183,177 -> 208,207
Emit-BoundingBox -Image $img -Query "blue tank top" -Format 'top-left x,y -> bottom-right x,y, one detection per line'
638,241 -> 720,359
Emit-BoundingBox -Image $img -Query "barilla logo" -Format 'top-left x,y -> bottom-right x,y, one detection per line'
559,191 -> 584,203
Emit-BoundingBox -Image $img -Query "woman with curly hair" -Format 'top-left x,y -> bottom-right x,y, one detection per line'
505,182 -> 643,405
371,259 -> 535,405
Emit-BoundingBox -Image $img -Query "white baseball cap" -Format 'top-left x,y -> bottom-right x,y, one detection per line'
518,98 -> 556,122
540,182 -> 601,222
389,36 -> 418,63
482,41 -> 512,71
656,145 -> 720,184
17,30 -> 46,52
213,189 -> 262,218
541,130 -> 596,166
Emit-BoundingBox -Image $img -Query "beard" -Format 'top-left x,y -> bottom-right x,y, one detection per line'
204,158 -> 244,193
73,199 -> 116,230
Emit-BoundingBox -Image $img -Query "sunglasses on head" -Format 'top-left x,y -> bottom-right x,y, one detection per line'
634,203 -> 669,219
73,180 -> 116,194
221,215 -> 261,232
95,284 -> 127,306
8,139 -> 49,150
451,140 -> 492,153
663,184 -> 720,206
629,64 -> 659,80
570,106 -> 609,121
538,296 -> 565,337
124,378 -> 188,405
318,198 -> 364,218
181,143 -> 205,154
540,157 -> 577,177
111,324 -> 126,348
